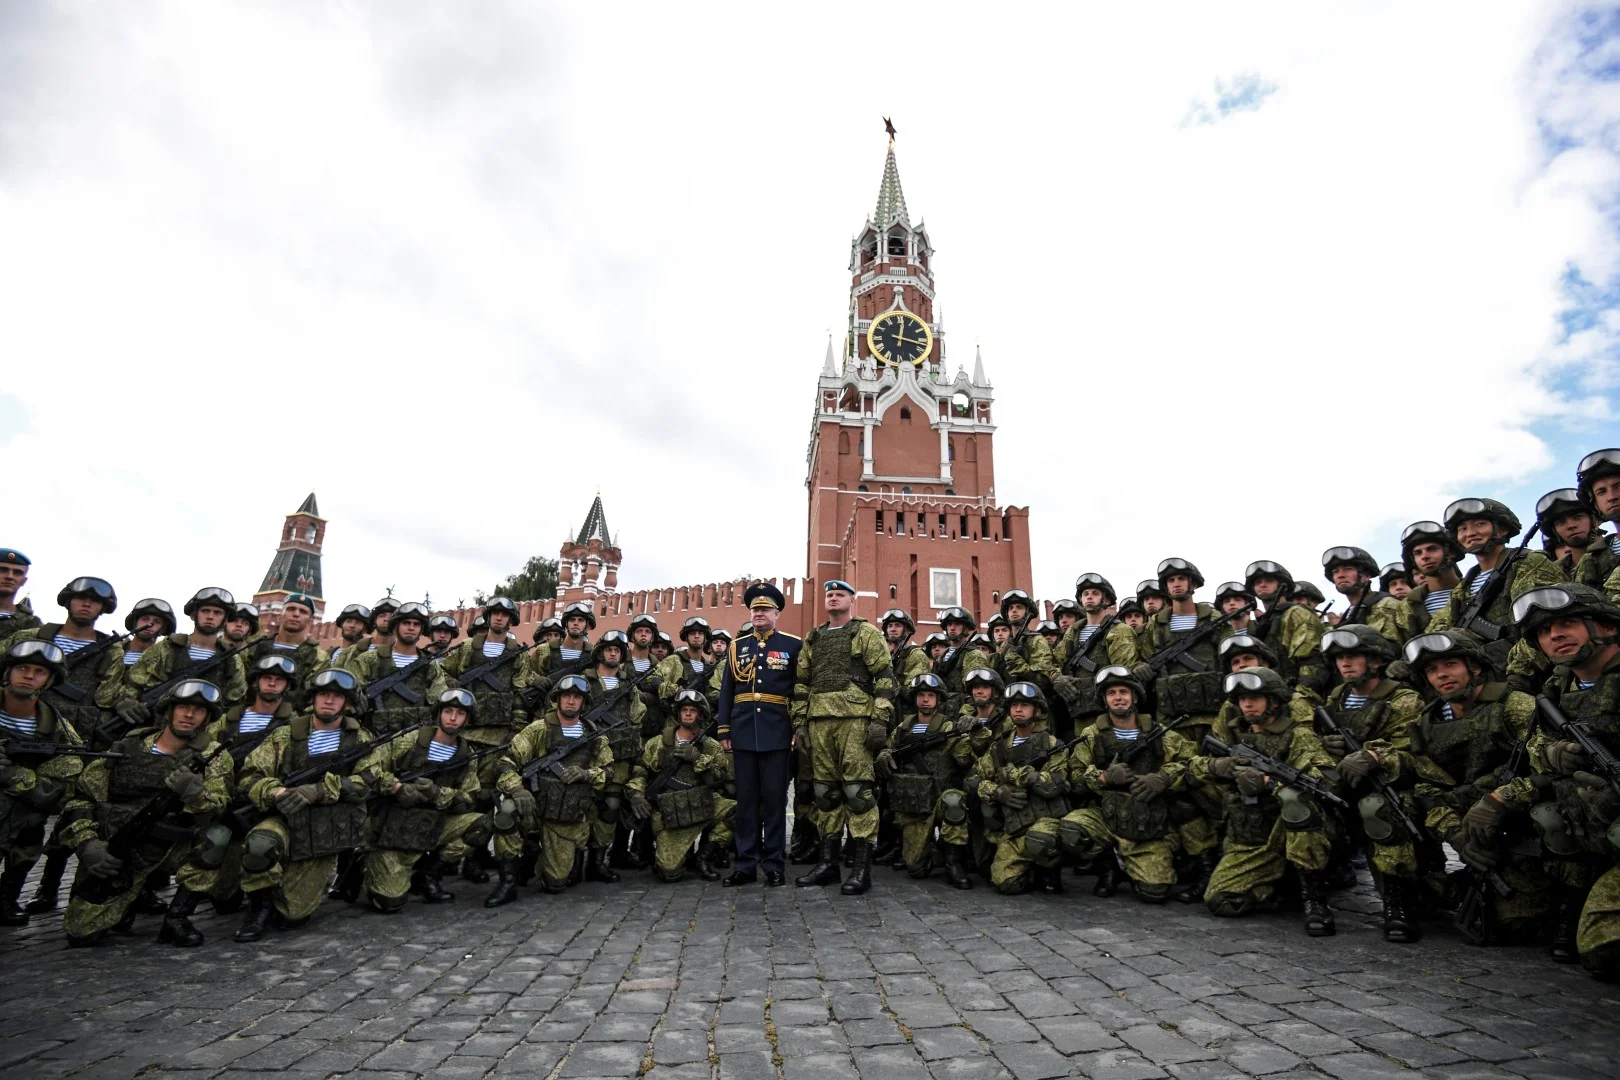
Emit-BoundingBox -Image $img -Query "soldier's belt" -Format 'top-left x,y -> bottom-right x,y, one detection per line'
735,692 -> 789,705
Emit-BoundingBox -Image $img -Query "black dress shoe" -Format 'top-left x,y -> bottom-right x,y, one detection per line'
723,871 -> 757,888
764,871 -> 785,887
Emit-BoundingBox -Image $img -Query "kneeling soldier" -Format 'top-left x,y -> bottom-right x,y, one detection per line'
630,689 -> 734,882
60,678 -> 231,947
975,681 -> 1071,895
487,675 -> 611,902
875,673 -> 984,887
1196,667 -> 1338,936
1057,666 -> 1195,903
233,668 -> 377,942
360,688 -> 488,911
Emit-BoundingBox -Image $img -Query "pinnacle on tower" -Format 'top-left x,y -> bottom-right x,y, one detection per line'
296,492 -> 319,516
873,122 -> 911,231
821,336 -> 837,377
973,346 -> 987,386
576,493 -> 611,546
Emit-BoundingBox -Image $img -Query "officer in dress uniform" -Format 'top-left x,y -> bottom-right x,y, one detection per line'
715,583 -> 801,887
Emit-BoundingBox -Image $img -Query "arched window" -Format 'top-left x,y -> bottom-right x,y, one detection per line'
857,484 -> 869,492
838,431 -> 851,455
887,232 -> 906,256
901,485 -> 911,495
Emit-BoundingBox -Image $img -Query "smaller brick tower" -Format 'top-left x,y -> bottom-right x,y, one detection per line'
254,492 -> 326,621
556,494 -> 622,608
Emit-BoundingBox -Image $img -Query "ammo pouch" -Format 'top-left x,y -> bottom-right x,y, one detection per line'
285,802 -> 368,860
888,772 -> 939,816
657,784 -> 715,829
606,722 -> 642,763
1000,791 -> 1068,838
1100,789 -> 1169,842
1158,670 -> 1224,717
534,776 -> 595,824
367,703 -> 431,737
1225,798 -> 1280,845
372,803 -> 445,853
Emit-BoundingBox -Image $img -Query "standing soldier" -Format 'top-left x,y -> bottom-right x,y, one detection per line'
579,630 -> 646,883
883,609 -> 931,687
533,616 -> 564,650
442,598 -> 530,746
232,668 -> 376,942
658,617 -> 717,709
60,678 -> 233,947
1213,582 -> 1260,639
1399,521 -> 1465,636
933,607 -> 991,717
1239,562 -> 1325,692
1321,547 -> 1407,644
518,601 -> 594,700
629,689 -> 733,883
974,682 -> 1071,895
0,642 -> 89,926
0,550 -> 40,642
1140,559 -> 1225,746
1052,574 -> 1142,736
487,675 -> 611,902
1051,598 -> 1081,635
425,615 -> 461,659
872,672 -> 979,887
1574,448 -> 1620,597
328,604 -> 374,667
1380,564 -> 1414,602
716,583 -> 800,887
358,688 -> 486,911
793,580 -> 896,894
223,603 -> 260,648
652,631 -> 674,665
344,602 -> 447,737
118,598 -> 177,680
124,587 -> 250,719
245,594 -> 326,709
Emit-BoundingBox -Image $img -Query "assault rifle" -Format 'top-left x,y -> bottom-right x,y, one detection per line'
644,722 -> 722,804
362,651 -> 438,706
1148,603 -> 1256,676
231,722 -> 424,834
454,640 -> 537,694
1200,734 -> 1349,809
1062,616 -> 1117,677
1536,694 -> 1620,798
1452,707 -> 1538,945
1313,707 -> 1423,844
137,637 -> 255,707
890,716 -> 991,765
50,632 -> 134,703
518,650 -> 593,711
1455,523 -> 1542,643
0,738 -> 123,761
393,740 -> 509,786
518,663 -> 655,785
1113,713 -> 1193,767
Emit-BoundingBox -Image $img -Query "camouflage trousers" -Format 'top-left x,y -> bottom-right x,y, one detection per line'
1057,807 -> 1175,887
808,718 -> 878,841
239,818 -> 338,922
793,736 -> 818,836
176,841 -> 244,900
63,844 -> 186,941
987,818 -> 1063,895
496,818 -> 589,891
590,761 -> 636,847
650,797 -> 736,882
1205,815 -> 1331,915
893,792 -> 970,875
363,812 -> 484,901
2,814 -> 50,872
1578,860 -> 1620,975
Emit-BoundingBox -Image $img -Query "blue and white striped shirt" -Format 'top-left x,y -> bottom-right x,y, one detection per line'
911,721 -> 931,734
391,651 -> 417,669
307,729 -> 342,755
1169,614 -> 1198,633
426,739 -> 457,763
1112,726 -> 1140,741
53,634 -> 90,655
273,642 -> 297,652
1012,734 -> 1029,746
600,676 -> 619,690
1078,624 -> 1101,645
1343,693 -> 1367,710
1423,590 -> 1450,615
1469,570 -> 1493,596
1440,703 -> 1455,722
0,711 -> 39,735
631,656 -> 652,673
149,744 -> 170,755
239,710 -> 274,733
560,647 -> 583,661
187,644 -> 214,662
560,720 -> 584,739
123,650 -> 141,667
482,640 -> 504,658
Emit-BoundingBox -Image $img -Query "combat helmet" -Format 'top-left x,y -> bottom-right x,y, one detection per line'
1218,633 -> 1277,669
1223,666 -> 1291,703
1156,558 -> 1204,590
1443,497 -> 1522,540
1320,623 -> 1399,663
1576,448 -> 1620,510
1074,573 -> 1116,605
906,672 -> 947,706
1321,546 -> 1379,581
57,576 -> 116,616
183,587 -> 235,619
1,639 -> 66,689
124,598 -> 177,636
1093,664 -> 1146,704
1512,583 -> 1620,666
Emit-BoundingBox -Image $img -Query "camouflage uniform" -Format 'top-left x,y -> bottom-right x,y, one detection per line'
1253,601 -> 1328,692
358,726 -> 484,909
1320,677 -> 1425,883
343,647 -> 450,737
877,706 -> 983,880
493,707 -> 611,891
629,727 -> 735,882
245,636 -> 328,711
974,718 -> 1070,895
791,617 -> 895,844
1,701 -> 87,897
5,624 -> 127,735
581,655 -> 648,855
0,597 -> 42,644
1425,543 -> 1568,685
1051,617 -> 1142,724
125,632 -> 249,708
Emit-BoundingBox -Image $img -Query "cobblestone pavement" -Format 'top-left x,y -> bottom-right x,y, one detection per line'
3,864 -> 1618,1080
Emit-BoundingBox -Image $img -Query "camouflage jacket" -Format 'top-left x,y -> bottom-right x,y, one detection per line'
239,715 -> 377,810
1067,714 -> 1195,798
359,726 -> 482,813
125,633 -> 248,707
494,708 -> 612,796
59,729 -> 233,851
791,618 -> 896,724
627,730 -> 731,794
0,598 -> 42,647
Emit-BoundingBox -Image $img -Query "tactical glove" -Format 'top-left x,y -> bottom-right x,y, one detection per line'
558,765 -> 590,785
1319,733 -> 1348,758
20,775 -> 65,810
1449,830 -> 1499,872
1574,771 -> 1620,821
864,721 -> 889,753
274,784 -> 322,815
673,741 -> 701,763
1545,740 -> 1589,776
629,792 -> 653,821
338,777 -> 370,803
115,698 -> 151,727
1029,773 -> 1064,799
1206,756 -> 1238,780
395,781 -> 428,808
1338,750 -> 1377,782
1050,675 -> 1083,705
1461,795 -> 1508,847
1001,764 -> 1033,787
1130,773 -> 1168,801
163,768 -> 206,804
1129,663 -> 1156,686
78,839 -> 124,880
510,787 -> 538,825
1234,766 -> 1269,797
994,785 -> 1028,810
1102,763 -> 1134,788
873,749 -> 895,779
0,764 -> 27,790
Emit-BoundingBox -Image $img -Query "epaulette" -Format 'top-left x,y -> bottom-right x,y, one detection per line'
774,631 -> 802,641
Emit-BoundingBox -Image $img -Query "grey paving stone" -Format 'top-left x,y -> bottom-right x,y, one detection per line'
1030,1014 -> 1120,1055
962,1010 -> 1041,1042
852,1044 -> 933,1080
845,1017 -> 908,1047
993,1040 -> 1078,1079
1354,1031 -> 1471,1068
1066,1048 -> 1168,1080
1315,1052 -> 1421,1078
910,1025 -> 984,1060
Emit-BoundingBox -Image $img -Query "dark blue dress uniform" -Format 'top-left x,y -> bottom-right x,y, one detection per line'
717,584 -> 801,882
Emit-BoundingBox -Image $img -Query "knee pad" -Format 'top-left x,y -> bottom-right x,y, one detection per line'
1277,786 -> 1320,830
492,795 -> 518,833
1134,881 -> 1172,904
241,831 -> 283,873
603,794 -> 622,812
193,824 -> 234,870
1023,829 -> 1058,867
368,891 -> 408,913
938,790 -> 968,826
813,781 -> 842,812
843,782 -> 875,814
996,874 -> 1031,896
1357,793 -> 1396,844
1530,802 -> 1580,857
462,816 -> 495,850
1206,892 -> 1254,918
1056,817 -> 1088,857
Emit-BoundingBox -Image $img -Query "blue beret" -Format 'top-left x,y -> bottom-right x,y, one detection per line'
0,549 -> 30,567
283,593 -> 317,612
824,579 -> 855,594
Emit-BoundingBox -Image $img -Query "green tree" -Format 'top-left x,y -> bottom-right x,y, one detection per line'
474,555 -> 559,605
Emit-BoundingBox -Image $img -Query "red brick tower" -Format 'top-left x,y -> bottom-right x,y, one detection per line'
556,493 -> 622,609
804,126 -> 1033,628
254,492 -> 326,622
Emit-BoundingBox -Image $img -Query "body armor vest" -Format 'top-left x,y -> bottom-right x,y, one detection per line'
891,643 -> 922,684
1341,589 -> 1392,629
1417,684 -> 1520,815
1448,568 -> 1522,671
371,738 -> 469,852
589,672 -> 644,764
992,732 -> 1069,835
1063,623 -> 1113,716
463,636 -> 522,724
0,709 -> 73,824
1548,668 -> 1620,846
1094,724 -> 1171,842
1224,724 -> 1295,845
532,726 -> 599,824
889,717 -> 956,814
39,625 -> 117,730
279,726 -> 369,860
1327,680 -> 1400,744
1252,603 -> 1303,683
1152,612 -> 1224,717
805,622 -> 874,695
98,733 -> 211,837
653,735 -> 718,828
367,654 -> 438,735
249,638 -> 322,706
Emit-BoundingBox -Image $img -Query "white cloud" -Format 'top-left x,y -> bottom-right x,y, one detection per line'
2,2 -> 1617,623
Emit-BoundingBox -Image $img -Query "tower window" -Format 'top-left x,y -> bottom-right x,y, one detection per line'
900,406 -> 911,422
888,235 -> 906,256
901,485 -> 911,495
858,484 -> 869,492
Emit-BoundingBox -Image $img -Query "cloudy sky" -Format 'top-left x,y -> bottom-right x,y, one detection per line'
3,2 -> 1618,624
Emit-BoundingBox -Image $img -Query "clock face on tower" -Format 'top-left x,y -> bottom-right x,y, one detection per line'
866,310 -> 934,367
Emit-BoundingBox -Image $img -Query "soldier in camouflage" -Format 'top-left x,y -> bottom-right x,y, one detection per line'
1398,521 -> 1465,641
1535,488 -> 1601,575
1212,580 -> 1260,640
1052,574 -> 1143,734
0,549 -> 40,643
1380,563 -> 1413,602
123,587 -> 249,718
933,607 -> 992,719
974,681 -> 1070,895
1139,559 -> 1226,748
327,603 -> 374,668
223,602 -> 259,648
1322,546 -> 1408,646
1574,448 -> 1620,599
425,614 -> 460,659
873,673 -> 983,887
344,602 -> 449,737
579,630 -> 647,883
792,580 -> 896,895
517,600 -> 594,702
628,689 -> 733,883
244,593 -> 326,709
60,678 -> 233,947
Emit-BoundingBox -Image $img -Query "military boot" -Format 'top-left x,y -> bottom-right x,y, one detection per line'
943,845 -> 973,890
1381,878 -> 1420,944
0,864 -> 32,926
1174,851 -> 1217,904
130,877 -> 169,915
1094,855 -> 1123,898
483,859 -> 521,908
328,850 -> 357,899
24,848 -> 70,915
694,841 -> 722,882
871,821 -> 901,867
586,846 -> 620,883
709,833 -> 731,868
1038,866 -> 1065,895
788,816 -> 819,864
1548,890 -> 1581,964
796,835 -> 843,887
609,826 -> 642,870
460,848 -> 491,885
233,890 -> 274,943
158,887 -> 205,947
417,856 -> 456,904
840,838 -> 873,895
1300,871 -> 1336,937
